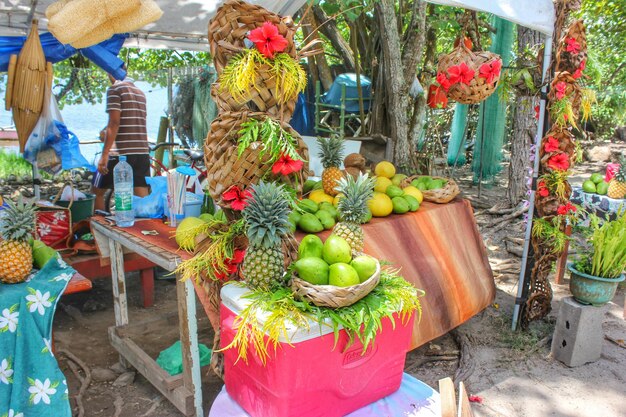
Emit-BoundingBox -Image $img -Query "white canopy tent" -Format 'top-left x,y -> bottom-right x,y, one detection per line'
0,0 -> 308,51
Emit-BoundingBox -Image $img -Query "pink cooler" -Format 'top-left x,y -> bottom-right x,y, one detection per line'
220,285 -> 416,417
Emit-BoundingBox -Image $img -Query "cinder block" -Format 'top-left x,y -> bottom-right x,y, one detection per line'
551,296 -> 606,367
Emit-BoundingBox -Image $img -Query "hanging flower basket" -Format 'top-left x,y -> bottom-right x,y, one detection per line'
539,127 -> 576,168
556,19 -> 587,74
203,112 -> 309,206
437,44 -> 502,104
208,0 -> 297,75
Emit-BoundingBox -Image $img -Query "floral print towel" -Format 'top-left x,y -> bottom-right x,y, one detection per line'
0,258 -> 73,417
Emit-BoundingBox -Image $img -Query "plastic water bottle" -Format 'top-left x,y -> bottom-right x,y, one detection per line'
113,156 -> 135,227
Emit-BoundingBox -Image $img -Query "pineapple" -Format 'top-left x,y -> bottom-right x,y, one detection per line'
333,173 -> 375,252
241,182 -> 291,290
318,136 -> 345,196
607,157 -> 626,199
0,198 -> 36,284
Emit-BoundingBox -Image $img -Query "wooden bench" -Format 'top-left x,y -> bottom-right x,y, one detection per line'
65,272 -> 93,295
64,253 -> 157,308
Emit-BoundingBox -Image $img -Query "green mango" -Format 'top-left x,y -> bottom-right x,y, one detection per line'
427,179 -> 445,190
288,210 -> 302,225
32,242 -> 59,269
319,202 -> 338,219
303,179 -> 318,195
298,234 -> 324,259
295,257 -> 329,285
402,195 -> 420,212
316,210 -> 336,230
386,185 -> 404,198
412,179 -> 427,191
392,196 -> 409,214
298,213 -> 324,233
297,199 -> 319,214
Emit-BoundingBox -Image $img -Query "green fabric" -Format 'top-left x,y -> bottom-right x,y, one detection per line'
0,258 -> 74,417
472,17 -> 515,182
447,104 -> 469,166
192,67 -> 218,148
156,340 -> 212,376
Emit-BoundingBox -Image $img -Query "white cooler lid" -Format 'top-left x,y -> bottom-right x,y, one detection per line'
221,284 -> 339,343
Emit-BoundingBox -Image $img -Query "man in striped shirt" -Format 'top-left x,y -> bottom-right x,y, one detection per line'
93,70 -> 151,211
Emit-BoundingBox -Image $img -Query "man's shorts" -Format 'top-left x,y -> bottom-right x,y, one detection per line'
92,154 -> 150,189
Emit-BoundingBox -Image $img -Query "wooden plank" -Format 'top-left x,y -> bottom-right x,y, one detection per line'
438,377 -> 457,417
64,273 -> 92,295
92,221 -> 179,270
109,327 -> 191,407
458,381 -> 475,417
116,311 -> 180,338
177,275 -> 204,417
108,239 -> 128,327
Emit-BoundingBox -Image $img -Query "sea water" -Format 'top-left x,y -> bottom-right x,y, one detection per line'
113,156 -> 134,227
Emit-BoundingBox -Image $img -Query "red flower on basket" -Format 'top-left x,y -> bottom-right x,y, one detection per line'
547,153 -> 570,171
478,59 -> 502,84
214,249 -> 246,281
436,71 -> 452,91
557,202 -> 577,216
248,22 -> 288,58
565,37 -> 581,54
222,186 -> 252,211
543,136 -> 560,153
555,82 -> 567,100
272,153 -> 304,176
447,62 -> 475,85
572,59 -> 586,80
537,180 -> 549,197
427,85 -> 448,109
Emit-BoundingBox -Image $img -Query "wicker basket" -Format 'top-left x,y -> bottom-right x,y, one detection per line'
212,75 -> 297,121
208,0 -> 297,74
290,257 -> 381,308
401,175 -> 460,204
556,19 -> 587,74
437,44 -> 501,104
538,127 -> 576,167
203,111 -> 309,206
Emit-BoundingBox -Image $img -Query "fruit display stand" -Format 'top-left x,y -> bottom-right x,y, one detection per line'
297,198 -> 496,349
90,217 -> 207,417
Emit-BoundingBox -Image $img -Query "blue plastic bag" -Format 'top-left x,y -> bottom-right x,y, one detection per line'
47,120 -> 96,171
133,176 -> 168,218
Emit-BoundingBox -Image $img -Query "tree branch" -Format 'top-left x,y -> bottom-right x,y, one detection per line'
401,0 -> 427,84
312,5 -> 356,72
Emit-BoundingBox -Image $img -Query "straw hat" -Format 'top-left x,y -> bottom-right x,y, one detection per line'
71,0 -> 163,49
47,0 -> 141,45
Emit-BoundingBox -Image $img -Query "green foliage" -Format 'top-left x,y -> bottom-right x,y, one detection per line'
237,117 -> 303,163
0,149 -> 34,179
221,267 -> 424,364
532,217 -> 569,255
573,212 -> 626,279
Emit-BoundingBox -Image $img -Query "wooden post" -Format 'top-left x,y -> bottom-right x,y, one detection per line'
176,275 -> 203,417
154,116 -> 169,166
438,377 -> 457,417
108,238 -> 129,367
554,224 -> 572,285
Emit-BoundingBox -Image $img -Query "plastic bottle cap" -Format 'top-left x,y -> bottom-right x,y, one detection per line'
120,156 -> 127,161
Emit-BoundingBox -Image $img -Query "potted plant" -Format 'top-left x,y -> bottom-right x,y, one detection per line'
569,211 -> 626,306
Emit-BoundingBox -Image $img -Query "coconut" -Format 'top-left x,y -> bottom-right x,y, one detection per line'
344,153 -> 366,170
175,217 -> 206,251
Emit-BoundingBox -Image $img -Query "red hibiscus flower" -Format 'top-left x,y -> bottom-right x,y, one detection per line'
565,37 -> 581,54
427,85 -> 448,109
436,71 -> 452,91
547,153 -> 570,171
557,202 -> 577,216
543,136 -> 560,153
537,180 -> 549,197
222,186 -> 252,211
572,59 -> 586,79
555,82 -> 567,100
272,153 -> 304,176
534,105 -> 540,120
478,59 -> 502,84
214,249 -> 246,281
447,62 -> 475,85
248,22 -> 289,58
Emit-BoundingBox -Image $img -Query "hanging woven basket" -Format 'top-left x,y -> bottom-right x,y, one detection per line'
556,19 -> 587,74
208,0 -> 297,75
437,44 -> 502,104
211,73 -> 297,121
204,111 -> 309,207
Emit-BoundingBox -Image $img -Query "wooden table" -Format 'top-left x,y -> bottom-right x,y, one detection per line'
91,219 -> 203,417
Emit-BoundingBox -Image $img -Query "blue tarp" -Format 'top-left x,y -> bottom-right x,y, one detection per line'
0,33 -> 128,79
321,73 -> 372,113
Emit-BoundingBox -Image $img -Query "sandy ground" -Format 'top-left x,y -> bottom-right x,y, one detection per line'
50,142 -> 626,417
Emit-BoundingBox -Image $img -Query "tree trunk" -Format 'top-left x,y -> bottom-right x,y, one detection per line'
303,11 -> 333,91
312,5 -> 355,73
507,26 -> 543,206
376,0 -> 411,168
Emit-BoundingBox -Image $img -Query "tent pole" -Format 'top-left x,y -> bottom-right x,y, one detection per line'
511,35 -> 553,331
32,163 -> 40,201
